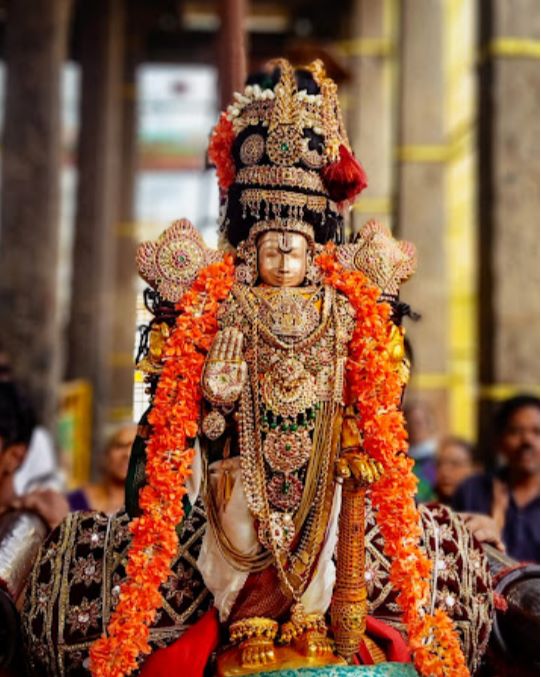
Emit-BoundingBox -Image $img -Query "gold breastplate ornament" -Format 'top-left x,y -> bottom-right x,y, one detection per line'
216,283 -> 353,602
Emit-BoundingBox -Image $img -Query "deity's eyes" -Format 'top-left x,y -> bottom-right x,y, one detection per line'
239,133 -> 265,166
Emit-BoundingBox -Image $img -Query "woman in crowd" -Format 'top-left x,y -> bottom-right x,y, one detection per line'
67,423 -> 136,514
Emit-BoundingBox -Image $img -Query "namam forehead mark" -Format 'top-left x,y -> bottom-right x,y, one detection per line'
257,230 -> 307,254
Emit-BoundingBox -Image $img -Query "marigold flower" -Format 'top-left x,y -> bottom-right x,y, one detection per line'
317,248 -> 469,677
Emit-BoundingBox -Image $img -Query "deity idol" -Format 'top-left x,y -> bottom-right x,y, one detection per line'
20,59 -> 494,677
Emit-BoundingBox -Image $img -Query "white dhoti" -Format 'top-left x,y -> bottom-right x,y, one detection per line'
197,456 -> 342,621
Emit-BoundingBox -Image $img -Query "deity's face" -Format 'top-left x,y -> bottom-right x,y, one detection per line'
257,230 -> 308,287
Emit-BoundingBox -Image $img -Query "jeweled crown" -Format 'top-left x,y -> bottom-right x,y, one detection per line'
208,58 -> 367,248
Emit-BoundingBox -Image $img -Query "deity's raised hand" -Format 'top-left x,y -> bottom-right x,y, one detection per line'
201,327 -> 248,406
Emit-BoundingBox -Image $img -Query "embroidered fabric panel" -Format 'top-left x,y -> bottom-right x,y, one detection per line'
21,502 -> 211,676
364,501 -> 493,674
21,501 -> 492,675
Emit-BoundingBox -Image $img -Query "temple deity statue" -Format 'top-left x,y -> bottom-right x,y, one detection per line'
17,59 -> 498,677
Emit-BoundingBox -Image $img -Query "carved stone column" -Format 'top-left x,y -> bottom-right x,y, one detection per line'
109,18 -> 141,425
395,0 -> 448,428
0,0 -> 72,426
345,0 -> 398,235
66,0 -> 124,461
218,0 -> 247,109
477,0 -> 540,454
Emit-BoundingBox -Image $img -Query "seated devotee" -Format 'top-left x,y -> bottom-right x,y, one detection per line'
435,435 -> 476,505
452,395 -> 540,563
67,423 -> 137,514
0,348 -> 64,494
0,382 -> 68,531
404,399 -> 438,502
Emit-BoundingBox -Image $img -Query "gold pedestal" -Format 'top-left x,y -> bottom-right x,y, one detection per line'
216,641 -> 346,676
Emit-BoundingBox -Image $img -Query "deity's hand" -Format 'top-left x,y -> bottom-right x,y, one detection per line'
336,451 -> 384,485
201,327 -> 248,406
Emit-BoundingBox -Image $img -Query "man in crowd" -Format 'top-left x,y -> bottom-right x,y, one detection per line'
452,395 -> 540,562
0,381 -> 68,530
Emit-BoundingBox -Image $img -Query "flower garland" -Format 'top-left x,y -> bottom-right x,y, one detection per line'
317,246 -> 469,677
89,243 -> 467,677
89,255 -> 236,677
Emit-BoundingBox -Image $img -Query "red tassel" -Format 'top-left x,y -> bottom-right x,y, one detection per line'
321,144 -> 368,206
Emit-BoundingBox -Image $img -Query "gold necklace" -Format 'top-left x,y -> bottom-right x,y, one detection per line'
233,283 -> 334,352
236,298 -> 344,602
252,287 -> 322,341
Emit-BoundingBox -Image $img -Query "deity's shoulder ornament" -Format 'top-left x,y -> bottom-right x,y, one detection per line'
136,218 -> 222,303
336,220 -> 417,297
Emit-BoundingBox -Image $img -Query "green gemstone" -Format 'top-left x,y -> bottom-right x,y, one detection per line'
282,482 -> 290,494
280,142 -> 289,151
290,423 -> 298,432
269,422 -> 277,430
285,443 -> 292,451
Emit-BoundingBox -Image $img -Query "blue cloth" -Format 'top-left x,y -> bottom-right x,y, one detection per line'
67,488 -> 91,512
452,470 -> 540,563
260,665 -> 417,676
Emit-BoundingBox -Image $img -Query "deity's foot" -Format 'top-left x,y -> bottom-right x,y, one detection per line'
217,612 -> 347,676
217,616 -> 279,676
276,609 -> 347,669
293,627 -> 339,660
217,641 -> 346,676
239,636 -> 277,668
217,638 -> 277,676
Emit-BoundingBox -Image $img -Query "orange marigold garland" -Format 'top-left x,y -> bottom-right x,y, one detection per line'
317,246 -> 469,677
89,255 -> 235,677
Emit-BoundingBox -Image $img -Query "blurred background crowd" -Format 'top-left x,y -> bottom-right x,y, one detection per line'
0,0 -> 538,563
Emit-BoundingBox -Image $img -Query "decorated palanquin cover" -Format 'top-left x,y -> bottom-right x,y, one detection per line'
22,502 -> 492,676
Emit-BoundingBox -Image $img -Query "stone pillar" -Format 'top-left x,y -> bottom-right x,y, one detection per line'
477,0 -> 540,456
0,0 -> 72,426
108,23 -> 140,425
344,0 -> 398,235
395,0 -> 449,431
218,0 -> 247,109
66,0 -> 124,462
443,0 -> 478,439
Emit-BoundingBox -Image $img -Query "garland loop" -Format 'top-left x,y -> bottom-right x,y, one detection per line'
89,255 -> 235,676
318,246 -> 469,677
91,247 -> 468,677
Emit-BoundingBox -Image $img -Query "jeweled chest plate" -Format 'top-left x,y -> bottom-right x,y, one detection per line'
252,286 -> 321,340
